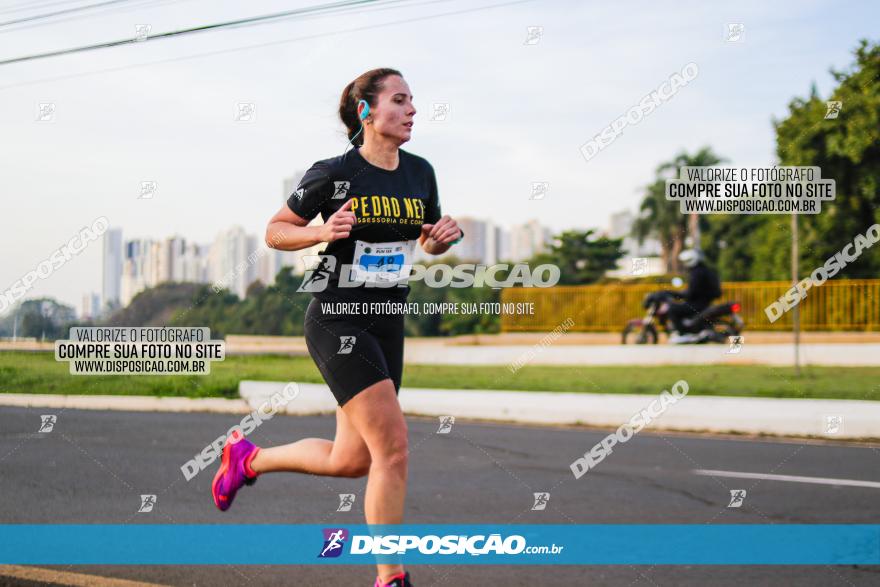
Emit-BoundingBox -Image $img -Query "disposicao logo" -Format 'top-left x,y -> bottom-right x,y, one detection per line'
318,528 -> 348,558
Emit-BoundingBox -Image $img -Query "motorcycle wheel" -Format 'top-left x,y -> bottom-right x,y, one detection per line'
622,324 -> 657,345
717,320 -> 743,340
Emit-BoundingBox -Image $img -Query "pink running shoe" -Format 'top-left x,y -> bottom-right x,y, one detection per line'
375,571 -> 412,586
211,430 -> 260,512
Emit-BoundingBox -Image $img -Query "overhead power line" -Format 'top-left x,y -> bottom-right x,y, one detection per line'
0,0 -> 384,66
2,1 -> 206,34
0,0 -> 96,16
0,0 -> 139,27
0,0 -> 538,91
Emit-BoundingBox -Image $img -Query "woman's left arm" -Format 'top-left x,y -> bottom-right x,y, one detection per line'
419,214 -> 462,255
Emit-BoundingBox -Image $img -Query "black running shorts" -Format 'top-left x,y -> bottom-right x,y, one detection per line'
304,297 -> 405,407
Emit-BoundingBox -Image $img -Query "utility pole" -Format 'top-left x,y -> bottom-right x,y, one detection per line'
689,213 -> 701,252
791,213 -> 800,376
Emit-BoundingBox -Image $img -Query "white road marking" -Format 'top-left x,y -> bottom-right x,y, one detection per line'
694,469 -> 880,489
0,565 -> 169,587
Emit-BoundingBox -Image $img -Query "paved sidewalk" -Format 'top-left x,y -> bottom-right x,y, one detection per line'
402,342 -> 880,366
5,382 -> 874,439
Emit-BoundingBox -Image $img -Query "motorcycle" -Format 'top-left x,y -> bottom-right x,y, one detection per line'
622,290 -> 744,344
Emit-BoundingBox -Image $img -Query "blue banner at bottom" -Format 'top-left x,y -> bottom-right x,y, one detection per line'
0,524 -> 877,565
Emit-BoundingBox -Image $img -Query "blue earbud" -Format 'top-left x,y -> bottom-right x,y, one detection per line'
344,99 -> 370,155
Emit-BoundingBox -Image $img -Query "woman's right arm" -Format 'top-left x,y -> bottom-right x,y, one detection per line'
265,199 -> 355,251
265,205 -> 323,251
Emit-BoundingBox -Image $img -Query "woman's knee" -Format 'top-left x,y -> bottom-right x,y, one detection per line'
372,429 -> 409,471
342,379 -> 409,472
333,452 -> 372,478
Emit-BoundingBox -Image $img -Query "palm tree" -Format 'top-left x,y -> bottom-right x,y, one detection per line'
632,147 -> 725,273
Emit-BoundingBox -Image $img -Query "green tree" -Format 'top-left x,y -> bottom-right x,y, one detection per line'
530,230 -> 625,285
106,282 -> 207,327
633,147 -> 725,273
770,39 -> 880,279
700,214 -> 767,281
403,255 -> 501,336
1,298 -> 76,340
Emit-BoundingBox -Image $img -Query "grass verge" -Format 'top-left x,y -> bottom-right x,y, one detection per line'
0,351 -> 877,400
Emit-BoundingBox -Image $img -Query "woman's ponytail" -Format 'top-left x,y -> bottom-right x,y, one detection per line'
337,68 -> 402,147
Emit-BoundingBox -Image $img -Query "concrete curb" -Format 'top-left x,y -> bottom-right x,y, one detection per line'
240,381 -> 880,439
0,393 -> 250,414
2,384 -> 878,439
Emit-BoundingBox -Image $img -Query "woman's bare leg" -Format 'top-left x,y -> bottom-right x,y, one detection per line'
247,378 -> 408,583
249,404 -> 372,478
341,379 -> 409,585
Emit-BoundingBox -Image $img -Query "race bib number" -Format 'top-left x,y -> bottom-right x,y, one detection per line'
351,239 -> 416,284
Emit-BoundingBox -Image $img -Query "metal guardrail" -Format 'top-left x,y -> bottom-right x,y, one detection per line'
500,279 -> 880,332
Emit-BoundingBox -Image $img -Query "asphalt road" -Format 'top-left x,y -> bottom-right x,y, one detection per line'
1,406 -> 878,586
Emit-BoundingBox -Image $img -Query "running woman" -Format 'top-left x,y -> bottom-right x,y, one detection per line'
211,68 -> 463,587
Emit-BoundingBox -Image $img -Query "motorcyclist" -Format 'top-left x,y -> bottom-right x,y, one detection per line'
667,249 -> 722,337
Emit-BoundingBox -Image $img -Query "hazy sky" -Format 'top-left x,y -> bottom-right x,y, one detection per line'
1,0 -> 877,312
